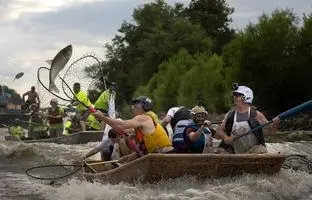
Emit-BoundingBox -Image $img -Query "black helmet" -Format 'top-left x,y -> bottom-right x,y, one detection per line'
131,96 -> 153,111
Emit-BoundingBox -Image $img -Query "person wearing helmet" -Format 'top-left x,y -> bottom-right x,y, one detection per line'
216,83 -> 280,154
92,95 -> 174,163
23,86 -> 40,110
47,98 -> 65,138
172,106 -> 215,153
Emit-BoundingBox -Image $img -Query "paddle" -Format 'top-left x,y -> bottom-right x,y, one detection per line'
234,99 -> 312,141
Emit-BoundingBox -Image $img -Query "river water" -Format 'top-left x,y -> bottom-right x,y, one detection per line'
0,128 -> 312,200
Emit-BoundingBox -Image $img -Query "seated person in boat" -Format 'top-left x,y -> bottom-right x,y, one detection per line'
9,120 -> 25,139
47,98 -> 65,138
71,82 -> 92,131
215,83 -> 280,154
83,128 -> 133,161
64,114 -> 81,135
161,106 -> 191,133
93,96 -> 174,163
22,86 -> 40,110
0,85 -> 11,112
172,106 -> 216,153
28,104 -> 49,139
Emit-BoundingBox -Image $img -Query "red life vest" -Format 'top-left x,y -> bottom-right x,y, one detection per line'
48,107 -> 63,124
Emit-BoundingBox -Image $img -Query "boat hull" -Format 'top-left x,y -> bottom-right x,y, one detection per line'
5,130 -> 103,144
82,153 -> 287,184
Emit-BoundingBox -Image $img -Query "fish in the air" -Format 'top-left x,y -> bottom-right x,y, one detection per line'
46,45 -> 73,93
13,72 -> 24,81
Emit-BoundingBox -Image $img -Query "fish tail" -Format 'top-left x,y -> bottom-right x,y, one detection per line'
49,82 -> 60,93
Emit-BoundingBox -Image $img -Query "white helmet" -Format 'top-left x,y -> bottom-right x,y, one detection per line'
233,85 -> 253,103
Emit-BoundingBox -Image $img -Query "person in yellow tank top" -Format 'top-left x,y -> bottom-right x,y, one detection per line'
92,96 -> 174,163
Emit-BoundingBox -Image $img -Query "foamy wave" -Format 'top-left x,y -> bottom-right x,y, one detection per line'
0,141 -> 98,164
35,170 -> 312,200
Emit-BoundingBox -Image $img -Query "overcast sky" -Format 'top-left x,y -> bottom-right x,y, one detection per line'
0,0 -> 311,97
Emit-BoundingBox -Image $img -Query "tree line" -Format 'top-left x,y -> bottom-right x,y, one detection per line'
87,0 -> 312,117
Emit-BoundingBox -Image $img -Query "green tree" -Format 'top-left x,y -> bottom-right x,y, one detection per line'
2,85 -> 23,104
178,54 -> 227,113
222,9 -> 301,114
185,0 -> 235,54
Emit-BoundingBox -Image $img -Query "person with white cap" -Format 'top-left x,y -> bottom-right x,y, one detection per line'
216,83 -> 280,154
47,98 -> 65,138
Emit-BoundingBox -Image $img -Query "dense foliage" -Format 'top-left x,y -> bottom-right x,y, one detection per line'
90,0 -> 312,117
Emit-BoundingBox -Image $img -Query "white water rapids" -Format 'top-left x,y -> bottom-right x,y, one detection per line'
0,128 -> 311,200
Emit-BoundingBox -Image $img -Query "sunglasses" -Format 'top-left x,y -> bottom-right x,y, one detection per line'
131,103 -> 142,109
233,92 -> 243,97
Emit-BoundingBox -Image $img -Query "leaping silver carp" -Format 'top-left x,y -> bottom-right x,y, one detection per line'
47,45 -> 73,93
13,72 -> 24,81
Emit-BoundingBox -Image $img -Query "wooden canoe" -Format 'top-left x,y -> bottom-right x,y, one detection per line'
82,153 -> 287,184
4,130 -> 103,144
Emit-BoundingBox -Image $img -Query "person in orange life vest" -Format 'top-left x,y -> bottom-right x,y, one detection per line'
92,96 -> 174,163
47,98 -> 65,138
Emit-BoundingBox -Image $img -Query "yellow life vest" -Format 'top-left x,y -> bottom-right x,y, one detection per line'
142,111 -> 172,153
94,90 -> 110,111
87,114 -> 101,130
64,120 -> 72,135
74,91 -> 92,112
9,125 -> 24,139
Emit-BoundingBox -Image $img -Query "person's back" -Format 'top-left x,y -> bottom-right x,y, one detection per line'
170,107 -> 191,130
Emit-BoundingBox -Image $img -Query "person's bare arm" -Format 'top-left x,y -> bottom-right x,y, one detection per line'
161,115 -> 172,127
93,111 -> 147,130
256,111 -> 279,134
188,120 -> 211,142
22,91 -> 29,101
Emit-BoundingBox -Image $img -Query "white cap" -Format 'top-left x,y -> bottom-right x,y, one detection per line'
50,98 -> 58,104
233,86 -> 253,103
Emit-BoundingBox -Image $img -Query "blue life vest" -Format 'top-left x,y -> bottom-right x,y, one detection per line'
184,122 -> 212,153
173,120 -> 212,153
172,119 -> 192,153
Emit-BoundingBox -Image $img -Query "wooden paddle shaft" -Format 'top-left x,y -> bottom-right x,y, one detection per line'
84,160 -> 119,166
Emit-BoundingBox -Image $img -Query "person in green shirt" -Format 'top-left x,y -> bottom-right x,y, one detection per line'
71,82 -> 93,131
9,121 -> 25,139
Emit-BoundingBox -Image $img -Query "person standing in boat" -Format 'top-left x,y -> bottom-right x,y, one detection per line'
93,96 -> 174,163
47,98 -> 65,138
216,83 -> 280,154
172,106 -> 216,153
70,82 -> 92,131
28,104 -> 48,139
23,86 -> 40,110
0,85 -> 11,112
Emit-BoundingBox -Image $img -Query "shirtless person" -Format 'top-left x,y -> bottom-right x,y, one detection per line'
23,86 -> 40,109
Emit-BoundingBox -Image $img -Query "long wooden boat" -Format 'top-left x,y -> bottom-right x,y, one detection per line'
82,153 -> 287,184
4,130 -> 103,144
